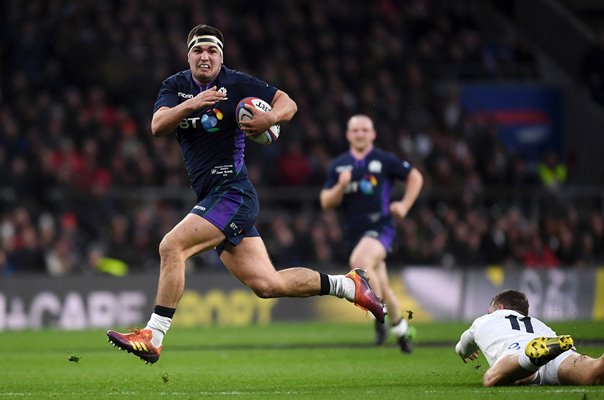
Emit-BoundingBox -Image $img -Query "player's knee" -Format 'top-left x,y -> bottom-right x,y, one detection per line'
247,277 -> 281,299
482,371 -> 501,387
349,255 -> 369,270
252,289 -> 273,299
158,233 -> 182,261
250,283 -> 277,299
591,355 -> 604,385
482,377 -> 498,387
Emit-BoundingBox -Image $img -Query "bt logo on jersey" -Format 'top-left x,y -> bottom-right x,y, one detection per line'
179,117 -> 202,129
359,175 -> 378,195
201,108 -> 223,132
179,108 -> 223,133
344,174 -> 379,195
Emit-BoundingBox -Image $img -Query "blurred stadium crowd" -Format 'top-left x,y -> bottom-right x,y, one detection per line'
1,0 -> 603,276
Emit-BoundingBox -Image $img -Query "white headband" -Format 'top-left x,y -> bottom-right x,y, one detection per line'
187,35 -> 224,55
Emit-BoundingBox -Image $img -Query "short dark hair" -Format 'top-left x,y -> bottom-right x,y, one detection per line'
490,290 -> 529,316
187,24 -> 224,46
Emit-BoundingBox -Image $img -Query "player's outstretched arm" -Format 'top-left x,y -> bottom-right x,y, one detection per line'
455,329 -> 480,363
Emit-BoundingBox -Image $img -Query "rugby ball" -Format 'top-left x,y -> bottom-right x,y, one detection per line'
236,97 -> 281,145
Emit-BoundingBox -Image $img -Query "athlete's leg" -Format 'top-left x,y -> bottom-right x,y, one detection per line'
376,260 -> 414,352
220,236 -> 385,322
376,260 -> 402,324
155,214 -> 225,307
349,237 -> 386,298
107,213 -> 225,363
349,238 -> 408,347
483,354 -> 537,387
558,352 -> 604,385
220,236 -> 320,297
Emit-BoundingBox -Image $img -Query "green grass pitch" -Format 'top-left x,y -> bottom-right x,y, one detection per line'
1,321 -> 603,399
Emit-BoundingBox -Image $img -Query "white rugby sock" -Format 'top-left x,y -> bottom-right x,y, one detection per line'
391,318 -> 408,337
518,352 -> 540,372
328,274 -> 356,302
145,313 -> 172,348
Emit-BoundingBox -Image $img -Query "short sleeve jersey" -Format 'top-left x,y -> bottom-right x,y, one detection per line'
153,66 -> 277,199
323,148 -> 412,235
461,309 -> 557,366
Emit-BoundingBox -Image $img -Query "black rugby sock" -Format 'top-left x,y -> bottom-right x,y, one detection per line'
319,272 -> 331,295
154,305 -> 176,319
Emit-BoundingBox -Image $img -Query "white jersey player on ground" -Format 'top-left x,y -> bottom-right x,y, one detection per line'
455,289 -> 604,386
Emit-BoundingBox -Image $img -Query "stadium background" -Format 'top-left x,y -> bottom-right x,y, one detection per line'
1,0 -> 604,329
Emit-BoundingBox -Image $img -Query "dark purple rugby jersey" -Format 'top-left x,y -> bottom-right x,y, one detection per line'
153,66 -> 277,199
324,148 -> 412,233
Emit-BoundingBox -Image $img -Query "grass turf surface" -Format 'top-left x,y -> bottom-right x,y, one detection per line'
1,321 -> 603,399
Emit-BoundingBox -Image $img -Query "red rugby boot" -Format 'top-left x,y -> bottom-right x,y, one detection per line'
107,328 -> 162,365
345,268 -> 386,323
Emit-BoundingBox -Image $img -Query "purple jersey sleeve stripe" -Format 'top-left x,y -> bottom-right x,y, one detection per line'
382,180 -> 392,215
234,131 -> 245,172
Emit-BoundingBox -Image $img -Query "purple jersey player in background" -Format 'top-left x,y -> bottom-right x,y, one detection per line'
321,115 -> 423,353
106,25 -> 385,364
